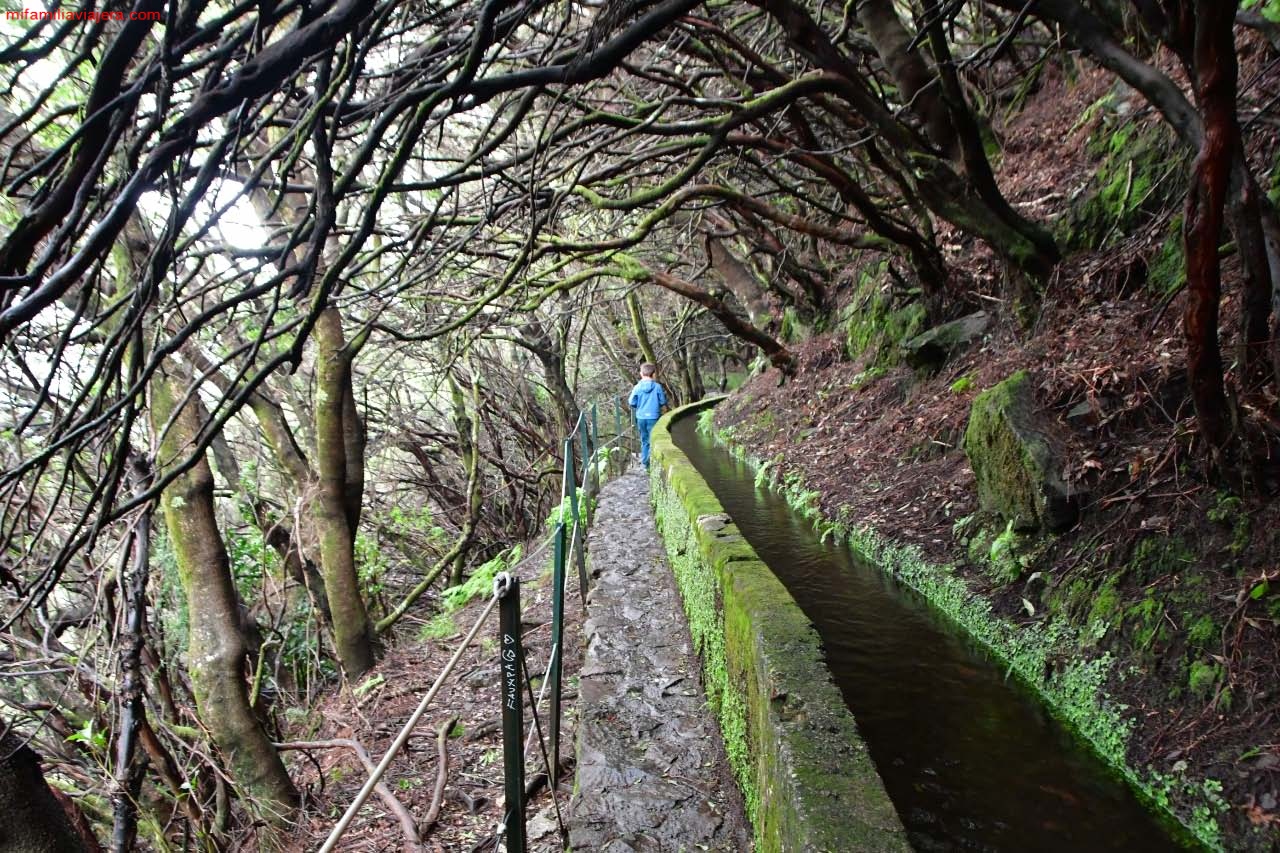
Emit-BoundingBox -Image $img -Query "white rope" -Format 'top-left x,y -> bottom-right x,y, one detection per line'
318,590 -> 502,853
321,402 -> 631,849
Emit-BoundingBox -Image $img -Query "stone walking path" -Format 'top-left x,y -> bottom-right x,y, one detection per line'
568,468 -> 751,851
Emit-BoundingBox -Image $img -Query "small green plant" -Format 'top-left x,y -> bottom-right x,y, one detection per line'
696,408 -> 717,436
66,719 -> 108,753
987,521 -> 1022,584
418,611 -> 457,641
543,490 -> 595,532
354,673 -> 385,697
1206,492 -> 1249,555
949,375 -> 975,394
1187,660 -> 1220,700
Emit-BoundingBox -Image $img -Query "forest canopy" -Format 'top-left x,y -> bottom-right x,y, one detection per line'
1,0 -> 1278,848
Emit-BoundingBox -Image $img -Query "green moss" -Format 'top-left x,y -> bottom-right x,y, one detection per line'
1188,660 -> 1221,700
1127,590 -> 1169,653
1088,578 -> 1123,640
1148,216 -> 1185,296
1186,616 -> 1216,651
1206,492 -> 1249,555
949,375 -> 975,394
650,402 -> 907,851
963,370 -> 1074,532
1062,119 -> 1184,251
842,260 -> 925,365
1128,536 -> 1194,584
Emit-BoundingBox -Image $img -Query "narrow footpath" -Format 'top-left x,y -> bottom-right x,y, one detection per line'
568,468 -> 751,851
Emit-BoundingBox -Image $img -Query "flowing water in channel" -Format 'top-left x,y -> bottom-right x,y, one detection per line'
670,415 -> 1186,852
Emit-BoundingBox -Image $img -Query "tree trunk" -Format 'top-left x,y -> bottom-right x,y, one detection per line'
705,236 -> 773,328
0,730 -> 89,852
313,307 -> 376,677
447,375 -> 483,587
856,0 -> 957,157
626,291 -> 660,366
150,364 -> 298,822
920,0 -> 1061,285
1182,0 -> 1237,448
520,318 -> 581,437
111,458 -> 151,853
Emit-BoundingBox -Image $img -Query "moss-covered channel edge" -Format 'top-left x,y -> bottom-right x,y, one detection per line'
650,400 -> 909,852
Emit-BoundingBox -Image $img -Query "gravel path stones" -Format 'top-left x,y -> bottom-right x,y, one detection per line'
568,468 -> 751,852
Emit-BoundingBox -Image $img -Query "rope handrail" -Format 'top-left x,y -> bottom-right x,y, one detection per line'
321,398 -> 633,850
318,586 -> 504,853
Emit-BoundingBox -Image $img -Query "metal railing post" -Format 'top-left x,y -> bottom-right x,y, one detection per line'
578,416 -> 592,527
545,507 -> 565,788
564,434 -> 589,600
497,574 -> 526,853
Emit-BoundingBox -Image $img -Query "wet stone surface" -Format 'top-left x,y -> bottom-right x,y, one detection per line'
568,468 -> 751,852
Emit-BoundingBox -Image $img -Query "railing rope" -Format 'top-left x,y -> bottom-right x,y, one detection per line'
323,397 -> 634,850
318,587 -> 504,853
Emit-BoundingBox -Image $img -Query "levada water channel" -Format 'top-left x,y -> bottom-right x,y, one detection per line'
670,413 -> 1189,852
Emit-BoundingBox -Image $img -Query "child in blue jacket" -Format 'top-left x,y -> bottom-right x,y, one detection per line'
628,363 -> 668,470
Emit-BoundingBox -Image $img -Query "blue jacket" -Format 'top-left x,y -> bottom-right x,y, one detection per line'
629,378 -> 667,420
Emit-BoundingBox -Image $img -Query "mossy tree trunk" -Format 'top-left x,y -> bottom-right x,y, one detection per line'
447,374 -> 483,587
626,290 -> 660,367
193,348 -> 331,623
150,362 -> 298,823
518,317 -> 581,439
312,306 -> 376,677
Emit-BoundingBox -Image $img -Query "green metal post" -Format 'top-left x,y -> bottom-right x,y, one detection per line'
564,436 -> 578,525
579,416 -> 591,527
548,512 -> 566,787
564,435 -> 588,601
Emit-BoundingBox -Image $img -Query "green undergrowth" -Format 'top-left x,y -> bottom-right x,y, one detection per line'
543,488 -> 595,532
706,415 -> 1223,851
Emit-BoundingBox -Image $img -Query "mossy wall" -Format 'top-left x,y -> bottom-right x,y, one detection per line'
649,401 -> 908,853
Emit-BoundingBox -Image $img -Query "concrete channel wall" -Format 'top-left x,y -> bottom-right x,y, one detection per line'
649,400 -> 909,853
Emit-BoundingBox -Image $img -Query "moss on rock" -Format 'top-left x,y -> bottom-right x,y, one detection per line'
963,370 -> 1077,533
1060,115 -> 1185,252
842,261 -> 925,365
